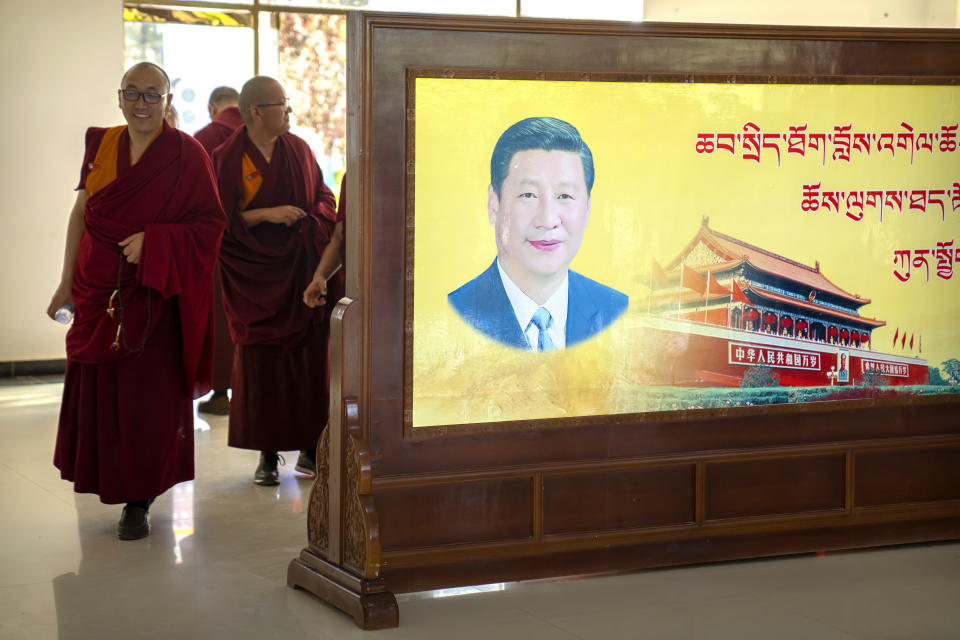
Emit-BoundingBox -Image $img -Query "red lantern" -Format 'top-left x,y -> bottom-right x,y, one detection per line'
829,327 -> 839,336
862,332 -> 870,342
764,313 -> 776,323
797,320 -> 808,330
744,309 -> 759,320
781,317 -> 792,327
840,329 -> 850,338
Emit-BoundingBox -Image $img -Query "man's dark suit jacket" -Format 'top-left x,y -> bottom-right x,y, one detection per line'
448,260 -> 628,349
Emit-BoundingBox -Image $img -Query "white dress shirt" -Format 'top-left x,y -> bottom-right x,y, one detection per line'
497,260 -> 568,350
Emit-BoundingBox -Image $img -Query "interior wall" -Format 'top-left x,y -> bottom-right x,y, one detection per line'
0,0 -> 122,361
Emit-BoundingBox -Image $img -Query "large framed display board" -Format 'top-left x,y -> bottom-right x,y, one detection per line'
288,12 -> 960,629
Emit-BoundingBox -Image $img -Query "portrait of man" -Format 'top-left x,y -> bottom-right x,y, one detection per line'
448,116 -> 628,351
837,350 -> 849,383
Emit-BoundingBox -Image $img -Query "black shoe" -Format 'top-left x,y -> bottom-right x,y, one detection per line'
254,451 -> 282,486
118,498 -> 154,540
198,392 -> 230,415
295,449 -> 316,477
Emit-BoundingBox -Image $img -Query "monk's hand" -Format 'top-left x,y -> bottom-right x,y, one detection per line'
46,283 -> 74,320
303,274 -> 328,308
269,206 -> 307,227
119,232 -> 145,264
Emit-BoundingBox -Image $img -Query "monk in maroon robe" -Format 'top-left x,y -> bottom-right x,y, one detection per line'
212,76 -> 336,485
194,86 -> 244,155
47,62 -> 225,540
194,86 -> 244,415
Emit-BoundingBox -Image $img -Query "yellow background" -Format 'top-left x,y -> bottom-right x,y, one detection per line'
413,78 -> 960,428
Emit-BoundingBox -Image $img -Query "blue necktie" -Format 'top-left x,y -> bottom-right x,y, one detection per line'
530,307 -> 555,352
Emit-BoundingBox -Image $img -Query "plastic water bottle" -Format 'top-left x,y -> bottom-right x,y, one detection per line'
55,304 -> 74,325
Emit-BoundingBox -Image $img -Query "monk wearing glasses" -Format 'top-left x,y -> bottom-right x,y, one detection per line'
46,62 -> 225,540
211,76 -> 337,486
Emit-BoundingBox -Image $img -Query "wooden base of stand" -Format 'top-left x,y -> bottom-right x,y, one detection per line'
287,549 -> 398,630
379,516 -> 960,594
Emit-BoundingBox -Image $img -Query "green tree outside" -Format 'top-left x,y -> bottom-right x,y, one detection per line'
941,358 -> 960,384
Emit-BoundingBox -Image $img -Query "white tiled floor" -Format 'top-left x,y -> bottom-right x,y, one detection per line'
1,378 -> 958,639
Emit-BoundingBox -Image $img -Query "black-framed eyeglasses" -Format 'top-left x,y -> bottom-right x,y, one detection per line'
119,89 -> 167,104
256,97 -> 290,109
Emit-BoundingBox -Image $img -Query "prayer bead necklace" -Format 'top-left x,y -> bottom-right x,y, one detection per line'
107,253 -> 152,353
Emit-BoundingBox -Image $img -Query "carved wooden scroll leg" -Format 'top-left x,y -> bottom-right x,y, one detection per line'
287,408 -> 398,629
287,297 -> 398,629
287,550 -> 398,630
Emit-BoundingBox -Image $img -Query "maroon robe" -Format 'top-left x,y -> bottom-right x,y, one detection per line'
206,263 -> 234,391
194,106 -> 244,155
336,175 -> 346,224
212,127 -> 336,451
194,106 -> 244,390
54,122 -> 225,504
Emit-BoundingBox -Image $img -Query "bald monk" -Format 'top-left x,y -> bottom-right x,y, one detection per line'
212,76 -> 337,485
194,86 -> 244,415
194,86 -> 243,155
47,62 -> 225,540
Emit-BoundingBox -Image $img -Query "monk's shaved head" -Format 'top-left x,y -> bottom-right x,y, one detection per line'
239,76 -> 283,125
121,61 -> 170,93
209,86 -> 239,108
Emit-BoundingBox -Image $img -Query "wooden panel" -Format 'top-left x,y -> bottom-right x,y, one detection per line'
379,398 -> 960,478
362,14 -> 960,480
374,478 -> 533,550
381,516 -> 960,594
543,465 -> 695,535
705,454 -> 846,520
351,6 -> 960,584
291,17 -> 960,629
855,446 -> 960,507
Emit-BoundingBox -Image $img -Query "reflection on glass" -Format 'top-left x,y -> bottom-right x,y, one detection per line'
259,0 -> 515,15
172,482 -> 195,566
521,0 -> 644,21
274,12 -> 346,190
123,7 -> 252,27
258,0 -> 362,6
258,11 -> 281,79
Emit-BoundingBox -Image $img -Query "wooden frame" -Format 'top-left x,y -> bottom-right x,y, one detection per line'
288,12 -> 960,629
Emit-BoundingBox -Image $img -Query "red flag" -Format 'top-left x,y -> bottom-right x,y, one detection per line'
681,264 -> 707,296
707,271 -> 731,296
731,279 -> 752,306
901,332 -> 907,349
919,334 -> 922,353
892,327 -> 899,348
909,333 -> 914,350
651,259 -> 667,285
